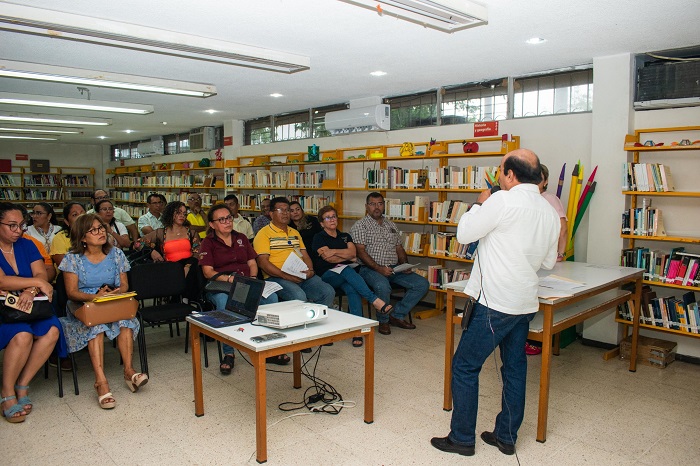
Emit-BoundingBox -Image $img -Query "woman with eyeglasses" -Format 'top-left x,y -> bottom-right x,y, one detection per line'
0,202 -> 65,423
199,204 -> 279,374
26,202 -> 61,255
133,201 -> 202,299
94,200 -> 130,249
51,202 -> 85,268
312,206 -> 393,348
59,214 -> 146,410
289,201 -> 322,250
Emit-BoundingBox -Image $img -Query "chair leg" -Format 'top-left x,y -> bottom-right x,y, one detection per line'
176,321 -> 181,337
44,360 -> 49,379
169,322 -> 174,338
138,315 -> 148,375
217,341 -> 223,363
70,352 -> 79,396
56,356 -> 63,398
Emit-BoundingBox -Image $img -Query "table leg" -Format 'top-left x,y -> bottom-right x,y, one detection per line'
293,351 -> 301,389
364,330 -> 375,424
629,276 -> 643,372
191,326 -> 204,417
444,291 -> 455,411
254,352 -> 268,463
536,305 -> 554,443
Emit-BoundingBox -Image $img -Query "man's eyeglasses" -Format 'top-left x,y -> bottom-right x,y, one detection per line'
99,207 -> 115,212
0,222 -> 26,232
212,215 -> 233,224
322,215 -> 338,221
187,197 -> 201,202
94,195 -> 110,201
274,208 -> 290,214
87,225 -> 106,235
30,211 -> 47,216
367,201 -> 385,207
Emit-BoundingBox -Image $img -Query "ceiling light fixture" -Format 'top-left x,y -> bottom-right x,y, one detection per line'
0,125 -> 82,134
0,60 -> 217,98
0,92 -> 154,114
205,109 -> 218,114
339,0 -> 488,33
0,4 -> 310,73
270,93 -> 283,98
0,134 -> 59,141
98,136 -> 107,139
0,112 -> 111,126
370,71 -> 387,76
526,37 -> 547,45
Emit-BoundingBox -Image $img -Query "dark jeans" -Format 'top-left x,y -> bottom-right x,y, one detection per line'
321,267 -> 378,317
357,267 -> 429,323
449,302 -> 535,446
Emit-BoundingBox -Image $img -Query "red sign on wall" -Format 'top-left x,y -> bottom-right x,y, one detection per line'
223,136 -> 233,146
15,154 -> 29,161
473,122 -> 499,137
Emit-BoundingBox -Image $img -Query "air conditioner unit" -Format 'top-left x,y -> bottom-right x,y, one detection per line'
189,126 -> 216,152
634,59 -> 700,110
136,139 -> 164,156
324,104 -> 390,135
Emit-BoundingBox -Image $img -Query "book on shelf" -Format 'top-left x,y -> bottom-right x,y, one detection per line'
621,163 -> 675,192
620,207 -> 665,236
620,247 -> 699,286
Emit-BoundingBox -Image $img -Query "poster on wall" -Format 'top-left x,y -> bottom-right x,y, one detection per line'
474,122 -> 499,137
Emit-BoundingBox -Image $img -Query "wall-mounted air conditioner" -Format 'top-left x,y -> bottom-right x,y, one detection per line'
634,57 -> 700,110
189,126 -> 216,152
137,139 -> 164,156
324,104 -> 390,135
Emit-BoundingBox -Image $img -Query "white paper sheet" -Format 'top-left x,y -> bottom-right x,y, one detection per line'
281,252 -> 308,279
262,281 -> 283,299
393,263 -> 419,273
539,274 -> 586,291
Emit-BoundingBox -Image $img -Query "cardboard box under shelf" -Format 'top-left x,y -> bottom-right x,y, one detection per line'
620,335 -> 676,368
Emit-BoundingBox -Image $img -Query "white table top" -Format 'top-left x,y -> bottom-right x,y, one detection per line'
187,309 -> 377,352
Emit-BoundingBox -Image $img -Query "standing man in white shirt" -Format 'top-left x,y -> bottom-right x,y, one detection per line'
138,193 -> 165,235
431,149 -> 559,458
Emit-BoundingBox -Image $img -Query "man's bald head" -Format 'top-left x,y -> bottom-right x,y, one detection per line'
499,149 -> 542,189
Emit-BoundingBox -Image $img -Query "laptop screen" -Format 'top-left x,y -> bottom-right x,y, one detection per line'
226,275 -> 264,319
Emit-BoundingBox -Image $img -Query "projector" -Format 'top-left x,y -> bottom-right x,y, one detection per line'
256,300 -> 328,329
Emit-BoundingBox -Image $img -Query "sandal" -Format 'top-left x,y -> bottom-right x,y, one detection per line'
124,372 -> 149,393
14,385 -> 32,415
376,303 -> 394,315
94,381 -> 115,410
266,354 -> 290,365
2,395 -> 26,423
220,354 -> 235,375
352,337 -> 363,348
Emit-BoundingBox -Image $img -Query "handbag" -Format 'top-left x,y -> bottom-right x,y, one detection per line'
204,272 -> 233,294
73,294 -> 139,327
1,298 -> 55,323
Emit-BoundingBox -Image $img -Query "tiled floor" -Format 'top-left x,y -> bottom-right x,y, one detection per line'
2,313 -> 700,465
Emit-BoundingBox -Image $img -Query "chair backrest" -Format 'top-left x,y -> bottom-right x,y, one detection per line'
53,272 -> 68,318
128,262 -> 187,300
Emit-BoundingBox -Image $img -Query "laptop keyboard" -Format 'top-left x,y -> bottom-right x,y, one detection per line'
197,310 -> 246,325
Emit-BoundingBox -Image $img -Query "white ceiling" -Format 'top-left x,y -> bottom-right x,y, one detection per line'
1,0 -> 699,144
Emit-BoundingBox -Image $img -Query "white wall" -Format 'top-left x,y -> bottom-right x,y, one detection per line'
0,140 -> 106,174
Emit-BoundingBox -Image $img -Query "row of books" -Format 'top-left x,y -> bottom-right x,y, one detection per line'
119,205 -> 148,218
288,170 -> 327,189
237,193 -> 273,211
24,188 -> 62,200
367,168 -> 428,189
621,162 -> 675,192
23,174 -> 60,187
403,232 -> 427,255
111,191 -> 217,206
0,174 -> 20,187
225,169 -> 329,189
287,195 -> 333,214
426,265 -> 470,288
618,290 -> 699,333
0,174 -> 92,188
63,190 -> 92,200
428,232 -> 478,260
621,247 -> 700,287
429,200 -> 470,224
61,175 -> 92,187
428,165 -> 498,190
620,207 -> 666,236
107,175 -> 217,188
385,196 -> 429,222
0,189 -> 21,200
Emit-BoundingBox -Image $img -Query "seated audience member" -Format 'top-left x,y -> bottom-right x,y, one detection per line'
59,214 -> 146,410
350,192 -> 429,336
138,193 -> 165,235
312,206 -> 393,348
253,197 -> 335,309
94,200 -> 131,249
51,202 -> 86,267
289,201 -> 322,248
224,194 -> 254,240
199,204 -> 280,373
186,193 -> 207,239
26,202 -> 62,254
0,202 -> 65,423
252,198 -> 271,235
133,201 -> 201,300
88,189 -> 138,241
18,206 -> 56,283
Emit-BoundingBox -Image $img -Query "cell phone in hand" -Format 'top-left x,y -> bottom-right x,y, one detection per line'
100,284 -> 115,292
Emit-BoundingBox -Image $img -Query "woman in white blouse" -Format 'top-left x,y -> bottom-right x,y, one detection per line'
26,202 -> 62,254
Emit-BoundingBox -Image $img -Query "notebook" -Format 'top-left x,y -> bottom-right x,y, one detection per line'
190,275 -> 265,328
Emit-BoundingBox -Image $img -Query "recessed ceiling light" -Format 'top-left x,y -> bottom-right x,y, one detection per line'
0,112 -> 111,126
124,129 -> 133,133
269,93 -> 283,98
0,125 -> 81,134
205,109 -> 218,114
161,121 -> 168,125
526,37 -> 546,45
370,71 -> 387,77
98,136 -> 107,139
0,134 -> 59,140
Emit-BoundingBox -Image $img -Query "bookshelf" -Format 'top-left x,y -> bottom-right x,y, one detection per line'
224,135 -> 520,316
105,160 -> 225,219
618,126 -> 700,340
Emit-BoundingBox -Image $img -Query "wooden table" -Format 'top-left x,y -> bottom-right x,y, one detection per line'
188,309 -> 378,464
443,261 -> 643,443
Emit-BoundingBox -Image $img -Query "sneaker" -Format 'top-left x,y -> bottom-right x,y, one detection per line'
524,342 -> 541,356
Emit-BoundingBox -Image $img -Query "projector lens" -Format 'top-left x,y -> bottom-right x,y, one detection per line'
307,309 -> 315,318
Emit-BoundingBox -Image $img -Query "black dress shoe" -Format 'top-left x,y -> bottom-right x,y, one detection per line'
430,436 -> 474,456
389,315 -> 416,329
481,431 -> 515,455
378,322 -> 391,335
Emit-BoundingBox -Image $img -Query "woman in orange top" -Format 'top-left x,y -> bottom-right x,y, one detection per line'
134,201 -> 201,299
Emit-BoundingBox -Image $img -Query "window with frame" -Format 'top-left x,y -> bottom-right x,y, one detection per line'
245,117 -> 273,145
513,69 -> 593,118
442,81 -> 508,124
312,104 -> 347,138
385,91 -> 438,129
275,111 -> 310,142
